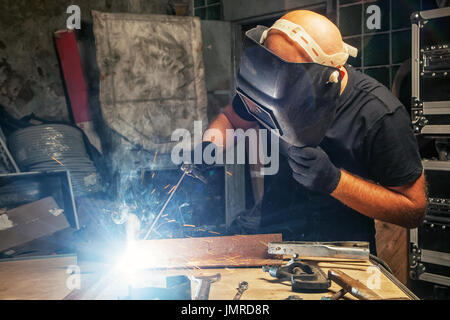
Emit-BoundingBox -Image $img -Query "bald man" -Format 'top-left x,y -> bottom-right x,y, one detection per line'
194,10 -> 426,253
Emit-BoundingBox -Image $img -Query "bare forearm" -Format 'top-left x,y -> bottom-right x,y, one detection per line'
202,113 -> 233,147
331,170 -> 426,228
203,104 -> 257,147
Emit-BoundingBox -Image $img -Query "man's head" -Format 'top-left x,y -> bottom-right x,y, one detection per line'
263,10 -> 349,92
236,12 -> 351,150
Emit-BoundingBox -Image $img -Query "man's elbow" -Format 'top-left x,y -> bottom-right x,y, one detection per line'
393,173 -> 427,229
405,199 -> 427,229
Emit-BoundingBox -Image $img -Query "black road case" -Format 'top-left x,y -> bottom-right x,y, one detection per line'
412,7 -> 450,135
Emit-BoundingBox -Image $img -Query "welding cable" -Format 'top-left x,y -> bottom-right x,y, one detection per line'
8,124 -> 101,196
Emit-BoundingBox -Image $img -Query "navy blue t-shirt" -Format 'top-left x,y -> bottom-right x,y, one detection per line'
232,65 -> 423,253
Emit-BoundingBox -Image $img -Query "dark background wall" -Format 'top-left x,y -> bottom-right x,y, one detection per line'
0,0 -> 171,122
1,0 -> 446,123
338,0 -> 443,90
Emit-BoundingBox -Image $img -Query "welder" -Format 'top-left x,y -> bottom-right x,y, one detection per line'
183,10 -> 426,253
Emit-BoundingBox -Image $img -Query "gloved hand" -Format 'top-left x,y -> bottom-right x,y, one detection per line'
181,141 -> 218,183
287,146 -> 341,194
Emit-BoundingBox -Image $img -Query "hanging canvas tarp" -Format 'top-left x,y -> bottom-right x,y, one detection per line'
92,11 -> 207,154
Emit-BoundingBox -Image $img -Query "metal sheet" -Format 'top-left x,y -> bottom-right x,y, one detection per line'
0,197 -> 70,252
120,233 -> 283,269
92,11 -> 208,154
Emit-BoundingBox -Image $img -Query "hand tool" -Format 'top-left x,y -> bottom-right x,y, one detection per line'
191,273 -> 221,300
268,241 -> 370,260
263,254 -> 331,292
143,171 -> 186,240
327,269 -> 382,300
233,281 -> 248,300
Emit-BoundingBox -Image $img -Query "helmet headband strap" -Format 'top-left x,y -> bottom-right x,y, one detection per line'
259,19 -> 358,68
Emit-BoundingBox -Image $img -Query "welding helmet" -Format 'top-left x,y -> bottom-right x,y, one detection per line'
236,19 -> 358,153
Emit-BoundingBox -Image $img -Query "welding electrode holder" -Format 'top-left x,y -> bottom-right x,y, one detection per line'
181,141 -> 219,184
181,163 -> 208,184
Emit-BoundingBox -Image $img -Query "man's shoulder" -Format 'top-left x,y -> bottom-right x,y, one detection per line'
345,67 -> 405,126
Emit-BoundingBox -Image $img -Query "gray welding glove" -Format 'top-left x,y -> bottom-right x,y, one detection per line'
181,141 -> 219,183
287,146 -> 341,194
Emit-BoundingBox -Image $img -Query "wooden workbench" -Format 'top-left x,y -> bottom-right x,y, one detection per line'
0,254 -> 415,300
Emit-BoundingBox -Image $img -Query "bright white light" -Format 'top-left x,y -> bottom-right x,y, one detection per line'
114,240 -> 166,286
114,241 -> 168,289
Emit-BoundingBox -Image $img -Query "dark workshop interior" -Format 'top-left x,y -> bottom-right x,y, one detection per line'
0,0 -> 450,303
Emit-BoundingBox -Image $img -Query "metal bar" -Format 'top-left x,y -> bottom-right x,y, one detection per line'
410,228 -> 419,245
420,6 -> 450,20
424,215 -> 450,225
411,19 -> 420,101
268,241 -> 370,260
423,101 -> 450,115
423,159 -> 450,170
419,272 -> 450,286
421,125 -> 450,134
421,249 -> 450,267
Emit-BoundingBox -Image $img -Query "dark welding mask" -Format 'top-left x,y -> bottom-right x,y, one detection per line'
236,19 -> 358,154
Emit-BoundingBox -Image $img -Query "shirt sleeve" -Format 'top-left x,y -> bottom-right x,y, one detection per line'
361,106 -> 423,187
232,94 -> 256,121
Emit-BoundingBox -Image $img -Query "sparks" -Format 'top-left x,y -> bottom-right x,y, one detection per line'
51,157 -> 64,167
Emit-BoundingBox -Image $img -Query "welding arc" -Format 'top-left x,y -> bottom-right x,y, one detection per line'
143,171 -> 186,240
